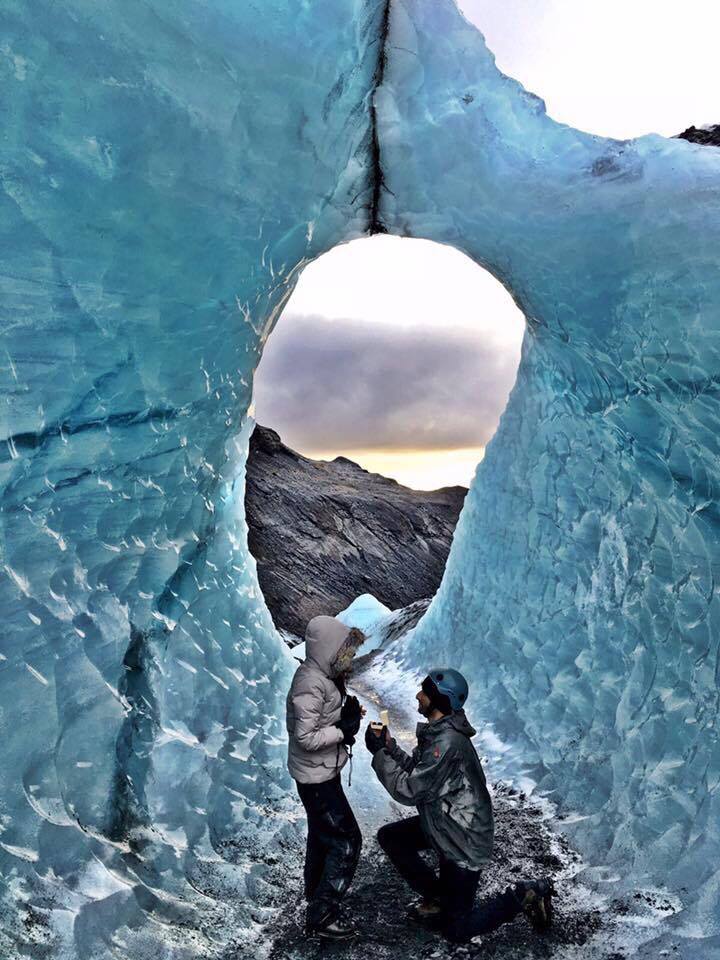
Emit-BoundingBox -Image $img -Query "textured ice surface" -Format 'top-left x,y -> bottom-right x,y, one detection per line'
0,2 -> 384,956
1,0 -> 719,957
378,2 -> 720,949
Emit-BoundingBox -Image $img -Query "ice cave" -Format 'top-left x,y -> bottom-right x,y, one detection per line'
1,1 -> 719,957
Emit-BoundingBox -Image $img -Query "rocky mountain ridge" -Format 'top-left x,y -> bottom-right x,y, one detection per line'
244,425 -> 467,637
677,124 -> 720,147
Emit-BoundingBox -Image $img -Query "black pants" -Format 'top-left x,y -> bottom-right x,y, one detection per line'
377,816 -> 522,943
296,776 -> 362,929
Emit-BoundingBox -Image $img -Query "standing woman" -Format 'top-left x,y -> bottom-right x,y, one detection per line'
286,616 -> 365,940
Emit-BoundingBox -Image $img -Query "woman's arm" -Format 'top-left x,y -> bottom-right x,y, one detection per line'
291,681 -> 344,752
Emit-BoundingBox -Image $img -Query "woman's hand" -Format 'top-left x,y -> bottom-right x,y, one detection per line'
337,695 -> 362,744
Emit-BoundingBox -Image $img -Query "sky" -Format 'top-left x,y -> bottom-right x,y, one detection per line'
458,0 -> 720,139
253,1 -> 718,490
252,239 -> 525,489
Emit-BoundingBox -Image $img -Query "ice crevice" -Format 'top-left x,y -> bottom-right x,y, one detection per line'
0,1 -> 719,958
367,0 -> 392,235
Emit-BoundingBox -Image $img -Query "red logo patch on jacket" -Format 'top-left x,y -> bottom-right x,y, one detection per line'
433,746 -> 441,758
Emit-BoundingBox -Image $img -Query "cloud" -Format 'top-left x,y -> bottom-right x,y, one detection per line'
252,313 -> 523,452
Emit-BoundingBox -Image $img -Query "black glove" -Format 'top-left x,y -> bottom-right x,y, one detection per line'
364,723 -> 389,755
335,696 -> 362,746
335,715 -> 358,746
341,695 -> 362,725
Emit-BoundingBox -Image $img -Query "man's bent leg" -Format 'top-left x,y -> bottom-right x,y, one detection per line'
376,816 -> 440,902
298,777 -> 362,930
439,859 -> 523,944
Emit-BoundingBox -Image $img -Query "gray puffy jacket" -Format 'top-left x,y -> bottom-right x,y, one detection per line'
286,616 -> 364,784
372,711 -> 494,870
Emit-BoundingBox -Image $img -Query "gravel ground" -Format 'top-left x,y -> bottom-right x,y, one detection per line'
266,782 -> 609,960
262,656 -> 681,960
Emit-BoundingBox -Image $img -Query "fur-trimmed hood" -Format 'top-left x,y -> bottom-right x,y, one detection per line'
304,615 -> 365,678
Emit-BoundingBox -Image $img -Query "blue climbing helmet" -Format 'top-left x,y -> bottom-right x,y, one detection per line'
422,668 -> 469,713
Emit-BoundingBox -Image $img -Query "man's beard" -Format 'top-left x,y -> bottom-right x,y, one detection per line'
417,700 -> 432,717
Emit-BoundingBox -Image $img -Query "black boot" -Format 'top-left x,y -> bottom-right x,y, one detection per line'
516,878 -> 555,932
314,916 -> 356,941
407,898 -> 444,929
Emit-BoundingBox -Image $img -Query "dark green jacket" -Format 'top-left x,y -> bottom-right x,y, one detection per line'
372,711 -> 494,870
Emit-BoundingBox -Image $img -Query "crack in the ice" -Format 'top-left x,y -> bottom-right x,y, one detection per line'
108,532 -> 214,842
368,0 -> 391,235
1,405 -> 182,465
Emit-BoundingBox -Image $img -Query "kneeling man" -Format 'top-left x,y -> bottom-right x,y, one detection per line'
365,668 -> 553,943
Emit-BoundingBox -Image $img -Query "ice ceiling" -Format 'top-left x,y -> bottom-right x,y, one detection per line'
1,1 -> 719,957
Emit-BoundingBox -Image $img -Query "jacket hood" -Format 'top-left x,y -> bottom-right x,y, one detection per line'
304,615 -> 364,678
417,709 -> 476,741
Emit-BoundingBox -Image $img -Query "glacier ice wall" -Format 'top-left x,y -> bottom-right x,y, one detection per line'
0,2 -> 386,956
1,0 -> 720,956
380,0 -> 720,942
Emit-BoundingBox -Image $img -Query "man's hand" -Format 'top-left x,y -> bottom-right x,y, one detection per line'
364,722 -> 390,755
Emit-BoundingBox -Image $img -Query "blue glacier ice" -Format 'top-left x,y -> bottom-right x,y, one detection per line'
1,0 -> 719,957
337,594 -> 393,655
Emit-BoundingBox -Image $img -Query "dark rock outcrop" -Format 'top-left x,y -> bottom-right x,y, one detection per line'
244,425 -> 467,637
677,125 -> 720,147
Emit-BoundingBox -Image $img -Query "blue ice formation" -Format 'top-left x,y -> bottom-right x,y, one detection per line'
337,594 -> 393,655
1,0 -> 719,957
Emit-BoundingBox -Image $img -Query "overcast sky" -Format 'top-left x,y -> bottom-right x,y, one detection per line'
253,238 -> 525,488
253,311 -> 521,452
459,0 -> 719,139
253,2 -> 718,489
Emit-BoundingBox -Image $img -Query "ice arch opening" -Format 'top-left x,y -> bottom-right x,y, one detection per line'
247,232 -> 525,640
253,234 -> 525,492
1,0 -> 719,957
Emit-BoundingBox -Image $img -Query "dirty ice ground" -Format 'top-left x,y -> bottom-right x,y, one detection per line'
264,650 -> 683,960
